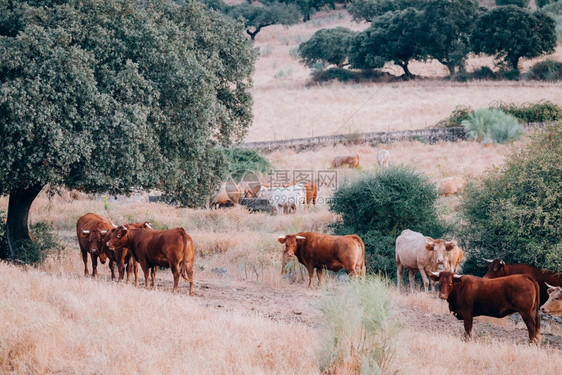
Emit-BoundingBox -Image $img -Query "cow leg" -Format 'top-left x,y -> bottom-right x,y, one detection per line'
463,314 -> 473,341
187,262 -> 194,297
397,264 -> 403,292
171,264 -> 180,293
316,268 -> 323,286
132,259 -> 139,286
81,250 -> 89,276
90,253 -> 98,277
307,267 -> 315,288
520,312 -> 540,343
117,250 -> 126,282
408,269 -> 417,293
151,266 -> 158,290
139,261 -> 150,289
419,267 -> 430,292
109,260 -> 116,280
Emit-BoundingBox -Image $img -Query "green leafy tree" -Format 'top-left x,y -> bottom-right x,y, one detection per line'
264,0 -> 332,22
471,6 -> 557,70
495,0 -> 530,7
0,0 -> 256,260
223,148 -> 272,180
297,27 -> 356,67
348,8 -> 426,78
420,0 -> 479,76
461,123 -> 562,275
228,2 -> 301,40
346,0 -> 425,22
329,167 -> 450,276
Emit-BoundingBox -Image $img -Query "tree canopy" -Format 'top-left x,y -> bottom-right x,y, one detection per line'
0,0 -> 256,259
471,6 -> 556,70
297,27 -> 356,67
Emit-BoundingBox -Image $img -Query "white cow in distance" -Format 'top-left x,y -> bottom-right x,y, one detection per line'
377,149 -> 390,167
257,184 -> 306,214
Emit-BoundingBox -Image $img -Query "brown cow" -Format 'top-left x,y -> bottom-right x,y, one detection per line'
429,271 -> 541,343
278,232 -> 365,288
102,222 -> 153,285
76,213 -> 114,277
445,243 -> 463,273
107,226 -> 195,295
540,283 -> 562,316
436,176 -> 465,197
483,258 -> 562,305
331,154 -> 360,169
304,181 -> 318,206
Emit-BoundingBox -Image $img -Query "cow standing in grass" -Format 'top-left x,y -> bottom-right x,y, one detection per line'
77,213 -> 114,277
278,232 -> 365,288
107,226 -> 195,295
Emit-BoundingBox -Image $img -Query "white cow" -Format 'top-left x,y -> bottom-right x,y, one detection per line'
377,149 -> 390,167
395,229 -> 455,292
258,184 -> 306,214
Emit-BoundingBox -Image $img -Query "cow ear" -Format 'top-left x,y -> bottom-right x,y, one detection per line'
81,232 -> 89,238
425,242 -> 434,251
445,242 -> 455,251
429,271 -> 440,282
277,236 -> 286,244
453,274 -> 463,282
546,283 -> 557,295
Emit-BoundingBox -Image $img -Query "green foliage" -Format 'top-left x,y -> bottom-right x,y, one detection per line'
461,123 -> 562,275
346,0 -> 425,22
0,211 -> 6,259
495,0 -> 530,7
227,1 -> 301,40
419,0 -> 479,75
471,6 -> 557,70
536,0 -> 558,7
18,223 -> 61,265
297,27 -> 356,67
223,148 -> 272,180
263,0 -> 332,22
490,101 -> 562,123
434,106 -> 474,128
348,8 -> 426,78
0,0 -> 256,208
317,276 -> 399,374
329,166 -> 450,276
526,59 -> 562,81
311,67 -> 390,83
461,108 -> 523,144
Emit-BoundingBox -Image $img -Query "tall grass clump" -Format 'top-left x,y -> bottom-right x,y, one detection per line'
317,276 -> 399,374
461,122 -> 562,275
329,166 -> 451,277
461,108 -> 523,144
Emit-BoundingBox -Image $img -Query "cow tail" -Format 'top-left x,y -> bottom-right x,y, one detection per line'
353,235 -> 366,278
533,278 -> 541,336
180,230 -> 193,282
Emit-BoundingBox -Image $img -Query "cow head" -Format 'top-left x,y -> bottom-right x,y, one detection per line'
429,271 -> 463,300
540,283 -> 562,316
278,234 -> 306,274
482,258 -> 506,278
81,229 -> 109,263
106,226 -> 129,251
425,238 -> 455,267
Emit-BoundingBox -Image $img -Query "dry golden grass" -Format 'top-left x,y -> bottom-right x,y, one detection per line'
248,10 -> 562,142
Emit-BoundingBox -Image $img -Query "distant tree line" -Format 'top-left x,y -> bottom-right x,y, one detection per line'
298,0 -> 558,78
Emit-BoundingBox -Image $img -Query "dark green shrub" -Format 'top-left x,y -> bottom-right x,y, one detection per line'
469,66 -> 497,81
311,68 -> 390,83
526,59 -> 562,81
223,147 -> 272,180
461,122 -> 562,276
329,166 -> 451,277
17,222 -> 60,264
495,0 -> 530,7
502,69 -> 520,81
434,105 -> 474,128
537,0 -> 558,8
490,101 -> 562,123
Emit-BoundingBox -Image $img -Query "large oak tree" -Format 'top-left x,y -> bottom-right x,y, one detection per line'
0,0 -> 256,260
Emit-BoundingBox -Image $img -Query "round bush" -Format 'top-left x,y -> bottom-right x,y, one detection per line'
461,122 -> 562,275
329,166 -> 451,276
526,59 -> 562,81
223,148 -> 272,180
461,108 -> 523,144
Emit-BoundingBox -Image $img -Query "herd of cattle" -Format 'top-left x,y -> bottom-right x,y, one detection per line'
77,209 -> 561,344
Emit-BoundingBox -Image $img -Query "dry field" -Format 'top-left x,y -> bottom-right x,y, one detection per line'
249,10 -> 562,142
2,8 -> 562,375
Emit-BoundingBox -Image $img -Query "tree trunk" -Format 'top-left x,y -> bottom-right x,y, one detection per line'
399,61 -> 413,79
5,184 -> 43,260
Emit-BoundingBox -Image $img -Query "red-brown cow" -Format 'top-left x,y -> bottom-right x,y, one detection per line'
429,271 -> 541,343
278,232 -> 365,288
102,222 -> 153,285
483,258 -> 562,305
76,213 -> 114,277
107,226 -> 194,295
